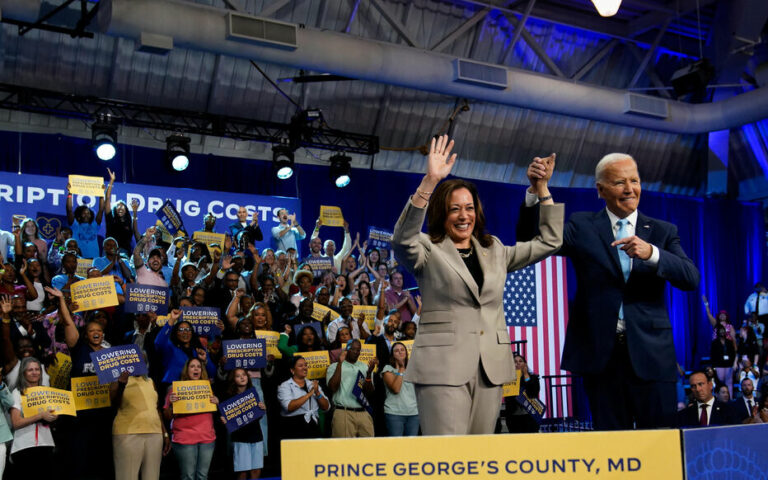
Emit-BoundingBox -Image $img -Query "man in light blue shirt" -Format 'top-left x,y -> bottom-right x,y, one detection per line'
271,209 -> 306,253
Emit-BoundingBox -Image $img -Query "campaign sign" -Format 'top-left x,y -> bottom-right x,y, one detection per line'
306,256 -> 333,274
400,340 -> 414,358
253,330 -> 282,359
319,205 -> 344,227
71,376 -> 111,410
310,303 -> 335,322
219,387 -> 264,433
515,391 -> 546,424
358,343 -> 378,373
90,344 -> 148,384
75,258 -> 93,278
296,351 -> 331,380
68,175 -> 104,197
351,371 -> 373,415
47,352 -> 73,390
292,322 -> 323,343
367,226 -> 393,250
502,370 -> 522,397
352,305 -> 378,331
21,386 -> 77,417
156,199 -> 185,235
172,380 -> 216,414
71,277 -> 119,312
125,284 -> 170,315
222,339 -> 267,370
181,306 -> 221,337
192,231 -> 226,248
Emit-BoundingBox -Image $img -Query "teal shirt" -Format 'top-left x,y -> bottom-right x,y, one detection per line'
0,384 -> 14,443
326,361 -> 369,408
381,365 -> 418,416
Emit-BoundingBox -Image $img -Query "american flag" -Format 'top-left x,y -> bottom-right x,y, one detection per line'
504,256 -> 572,418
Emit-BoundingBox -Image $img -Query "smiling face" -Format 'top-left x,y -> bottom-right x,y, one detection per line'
237,317 -> 253,336
115,202 -> 127,217
237,206 -> 248,222
596,157 -> 641,219
176,321 -> 193,346
346,340 -> 361,363
104,239 -> 118,256
340,298 -> 353,318
309,237 -> 322,254
86,322 -> 104,347
292,358 -> 308,379
147,253 -> 163,272
443,187 -> 476,248
250,306 -> 267,330
23,361 -> 42,385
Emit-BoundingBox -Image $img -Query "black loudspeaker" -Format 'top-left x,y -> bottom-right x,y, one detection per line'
670,59 -> 715,97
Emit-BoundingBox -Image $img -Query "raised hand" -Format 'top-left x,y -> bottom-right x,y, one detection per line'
131,199 -> 139,213
527,153 -> 555,194
107,167 -> 116,184
0,295 -> 11,315
425,134 -> 457,182
44,286 -> 64,299
221,255 -> 232,270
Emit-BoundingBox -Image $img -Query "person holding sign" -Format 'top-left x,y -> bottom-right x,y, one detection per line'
48,286 -> 115,477
155,309 -> 216,389
8,357 -> 57,478
104,168 -> 141,253
503,354 -> 540,434
66,177 -> 106,260
13,218 -> 47,265
326,339 -> 378,438
391,135 -> 563,436
277,356 -> 330,439
162,358 -> 218,480
222,368 -> 266,480
0,368 -> 15,478
133,227 -> 169,287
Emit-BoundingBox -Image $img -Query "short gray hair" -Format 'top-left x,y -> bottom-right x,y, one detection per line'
595,153 -> 636,183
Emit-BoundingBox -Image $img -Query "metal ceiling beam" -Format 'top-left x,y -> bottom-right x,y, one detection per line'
259,0 -> 292,19
571,39 -> 618,81
628,18 -> 669,88
0,83 -> 379,154
369,0 -> 420,48
506,0 -> 535,57
499,12 -> 565,77
629,0 -> 718,36
430,6 -> 490,52
626,43 -> 672,99
344,0 -> 361,33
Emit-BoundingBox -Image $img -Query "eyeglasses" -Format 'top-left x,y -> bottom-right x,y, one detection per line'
177,327 -> 192,333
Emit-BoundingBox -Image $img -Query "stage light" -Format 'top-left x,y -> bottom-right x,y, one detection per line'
273,145 -> 295,180
329,154 -> 351,188
166,134 -> 191,172
590,0 -> 622,16
92,122 -> 117,161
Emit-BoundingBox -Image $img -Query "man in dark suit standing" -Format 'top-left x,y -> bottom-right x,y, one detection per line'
228,206 -> 263,250
730,377 -> 758,423
520,153 -> 700,430
679,371 -> 735,427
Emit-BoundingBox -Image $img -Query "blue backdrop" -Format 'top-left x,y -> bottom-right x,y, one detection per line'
0,130 -> 764,370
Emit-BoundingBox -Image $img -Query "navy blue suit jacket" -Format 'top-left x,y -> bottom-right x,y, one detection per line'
519,206 -> 700,382
677,399 -> 736,427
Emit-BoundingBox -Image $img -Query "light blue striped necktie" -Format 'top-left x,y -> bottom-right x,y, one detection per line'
616,218 -> 631,321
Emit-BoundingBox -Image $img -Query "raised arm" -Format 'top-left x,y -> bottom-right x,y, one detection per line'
131,200 -> 141,242
133,227 -> 156,269
0,296 -> 18,372
702,295 -> 717,327
46,287 -> 79,348
104,168 -> 115,213
226,289 -> 245,329
66,183 -> 75,224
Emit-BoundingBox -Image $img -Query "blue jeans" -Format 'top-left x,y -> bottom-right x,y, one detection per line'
172,442 -> 215,480
385,413 -> 420,436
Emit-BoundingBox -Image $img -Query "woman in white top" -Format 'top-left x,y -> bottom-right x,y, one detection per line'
9,357 -> 57,479
381,342 -> 419,436
277,356 -> 330,439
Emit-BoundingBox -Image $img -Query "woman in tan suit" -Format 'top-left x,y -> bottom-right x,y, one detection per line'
392,135 -> 563,435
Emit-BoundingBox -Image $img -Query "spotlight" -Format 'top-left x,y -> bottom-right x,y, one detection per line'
329,154 -> 351,188
590,0 -> 622,16
166,134 -> 191,172
273,145 -> 295,180
92,122 -> 117,161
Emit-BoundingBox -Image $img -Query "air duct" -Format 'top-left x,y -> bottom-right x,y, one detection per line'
1,0 -> 767,134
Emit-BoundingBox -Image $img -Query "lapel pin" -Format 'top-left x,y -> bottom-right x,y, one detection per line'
643,225 -> 650,229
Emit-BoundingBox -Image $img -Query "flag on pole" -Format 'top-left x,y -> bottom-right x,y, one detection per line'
503,256 -> 572,419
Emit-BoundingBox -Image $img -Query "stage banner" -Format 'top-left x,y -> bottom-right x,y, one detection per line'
219,387 -> 264,433
68,175 -> 104,197
352,305 -> 377,331
296,351 -> 330,380
181,306 -> 221,337
222,339 -> 267,370
367,226 -> 392,250
172,380 -> 216,414
21,386 -> 77,417
682,424 -> 768,480
0,171 -> 300,249
319,205 -> 344,227
281,429 -> 684,480
90,344 -> 148,384
124,284 -> 170,315
71,376 -> 111,410
253,330 -> 282,359
71,277 -> 119,312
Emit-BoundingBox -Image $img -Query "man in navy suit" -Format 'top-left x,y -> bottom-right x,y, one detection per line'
730,377 -> 758,423
678,371 -> 735,427
228,205 -> 263,250
520,153 -> 700,430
